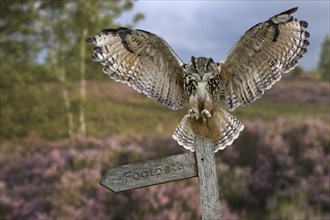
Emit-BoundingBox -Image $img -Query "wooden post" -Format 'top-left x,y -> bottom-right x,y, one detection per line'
195,136 -> 221,220
100,136 -> 222,219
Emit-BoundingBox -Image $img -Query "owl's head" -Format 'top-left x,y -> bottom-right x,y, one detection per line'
184,56 -> 218,81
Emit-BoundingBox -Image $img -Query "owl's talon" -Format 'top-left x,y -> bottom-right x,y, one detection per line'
188,108 -> 199,119
201,110 -> 211,120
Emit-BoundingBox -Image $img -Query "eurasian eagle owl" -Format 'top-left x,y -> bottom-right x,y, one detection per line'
86,7 -> 309,152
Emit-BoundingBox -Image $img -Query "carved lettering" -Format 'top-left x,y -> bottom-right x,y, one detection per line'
164,166 -> 170,173
133,173 -> 140,179
123,162 -> 185,182
124,172 -> 132,182
172,163 -> 177,171
156,168 -> 162,177
178,162 -> 184,171
141,170 -> 148,177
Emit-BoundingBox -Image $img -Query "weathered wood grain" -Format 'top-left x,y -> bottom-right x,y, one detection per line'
100,152 -> 197,192
195,136 -> 221,220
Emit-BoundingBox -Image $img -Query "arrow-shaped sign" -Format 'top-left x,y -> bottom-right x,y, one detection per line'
100,152 -> 197,192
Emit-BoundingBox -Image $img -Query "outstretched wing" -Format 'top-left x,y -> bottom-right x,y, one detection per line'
86,27 -> 186,110
219,7 -> 310,111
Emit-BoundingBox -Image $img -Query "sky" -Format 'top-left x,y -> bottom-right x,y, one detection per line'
117,0 -> 330,71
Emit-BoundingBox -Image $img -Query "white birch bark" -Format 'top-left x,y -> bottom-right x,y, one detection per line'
49,47 -> 73,139
59,46 -> 73,138
79,28 -> 87,137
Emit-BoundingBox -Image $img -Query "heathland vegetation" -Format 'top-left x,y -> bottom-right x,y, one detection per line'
1,1 -> 329,219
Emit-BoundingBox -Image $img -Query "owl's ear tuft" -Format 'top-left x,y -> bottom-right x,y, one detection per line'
191,56 -> 196,67
207,57 -> 214,65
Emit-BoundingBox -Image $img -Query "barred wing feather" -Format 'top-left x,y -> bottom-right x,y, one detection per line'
86,27 -> 186,110
219,7 -> 310,111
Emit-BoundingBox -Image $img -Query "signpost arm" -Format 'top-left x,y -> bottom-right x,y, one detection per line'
100,136 -> 222,219
195,136 -> 221,220
100,152 -> 197,192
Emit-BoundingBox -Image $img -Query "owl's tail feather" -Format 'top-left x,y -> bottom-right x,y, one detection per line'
172,107 -> 244,152
172,115 -> 196,152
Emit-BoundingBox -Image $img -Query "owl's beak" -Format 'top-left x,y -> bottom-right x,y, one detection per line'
199,73 -> 203,80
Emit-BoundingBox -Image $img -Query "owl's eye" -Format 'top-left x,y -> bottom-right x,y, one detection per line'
191,66 -> 198,72
205,65 -> 213,73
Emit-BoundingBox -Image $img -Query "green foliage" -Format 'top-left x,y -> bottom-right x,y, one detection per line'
0,82 -> 68,141
319,35 -> 330,81
1,0 -> 40,40
39,0 -> 136,81
1,76 -> 329,143
0,0 -> 144,142
290,65 -> 303,77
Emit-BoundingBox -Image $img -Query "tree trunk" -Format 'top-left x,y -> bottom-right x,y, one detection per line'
50,47 -> 74,139
60,64 -> 73,139
79,28 -> 87,137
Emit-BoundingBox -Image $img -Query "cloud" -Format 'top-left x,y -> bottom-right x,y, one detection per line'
118,1 -> 330,70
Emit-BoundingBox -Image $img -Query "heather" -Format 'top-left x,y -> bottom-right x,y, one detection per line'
2,1 -> 330,219
218,119 -> 330,219
1,119 -> 329,219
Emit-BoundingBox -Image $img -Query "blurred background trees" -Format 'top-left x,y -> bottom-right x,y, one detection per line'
290,65 -> 304,77
0,0 -> 144,141
319,35 -> 330,81
0,1 -> 329,219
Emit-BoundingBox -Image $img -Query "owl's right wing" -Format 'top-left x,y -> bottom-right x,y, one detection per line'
218,7 -> 310,111
86,27 -> 186,110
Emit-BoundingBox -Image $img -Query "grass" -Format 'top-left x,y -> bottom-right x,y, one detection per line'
1,75 -> 329,144
85,93 -> 329,139
235,99 -> 329,123
85,97 -> 185,137
83,76 -> 329,139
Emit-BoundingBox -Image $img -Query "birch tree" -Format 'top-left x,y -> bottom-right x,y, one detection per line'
0,0 -> 143,140
40,0 -> 144,138
39,1 -> 75,138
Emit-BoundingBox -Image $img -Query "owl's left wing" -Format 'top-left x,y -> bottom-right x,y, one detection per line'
86,27 -> 186,110
218,7 -> 309,111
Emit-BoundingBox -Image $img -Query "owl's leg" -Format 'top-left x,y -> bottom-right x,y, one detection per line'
188,95 -> 199,120
201,92 -> 212,121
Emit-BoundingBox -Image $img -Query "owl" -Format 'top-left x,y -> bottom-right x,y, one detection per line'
86,7 -> 309,152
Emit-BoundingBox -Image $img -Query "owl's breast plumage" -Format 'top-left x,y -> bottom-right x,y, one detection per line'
196,81 -> 208,102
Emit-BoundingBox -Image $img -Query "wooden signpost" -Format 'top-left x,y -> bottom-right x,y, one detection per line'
100,136 -> 221,220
